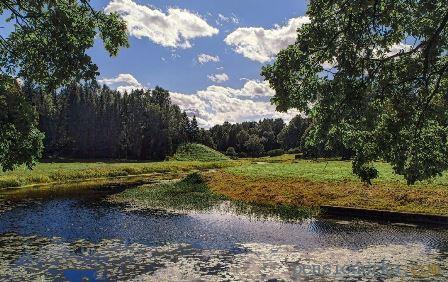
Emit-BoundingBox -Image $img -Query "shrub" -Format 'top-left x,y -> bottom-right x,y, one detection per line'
225,147 -> 238,159
182,172 -> 204,184
238,152 -> 247,158
244,135 -> 265,157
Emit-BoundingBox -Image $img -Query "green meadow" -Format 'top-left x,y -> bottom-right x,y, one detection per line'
227,157 -> 448,185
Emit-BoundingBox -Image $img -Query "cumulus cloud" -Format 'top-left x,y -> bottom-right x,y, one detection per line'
98,73 -> 144,93
170,80 -> 300,128
105,0 -> 219,49
98,74 -> 299,128
198,54 -> 220,64
208,73 -> 229,83
224,16 -> 310,63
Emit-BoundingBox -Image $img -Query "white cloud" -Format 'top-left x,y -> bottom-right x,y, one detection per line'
105,0 -> 219,49
98,73 -> 144,93
218,14 -> 229,22
170,80 -> 300,128
198,54 -> 220,64
207,73 -> 229,83
379,43 -> 413,58
217,13 -> 240,25
171,52 -> 181,59
233,80 -> 276,97
224,16 -> 310,63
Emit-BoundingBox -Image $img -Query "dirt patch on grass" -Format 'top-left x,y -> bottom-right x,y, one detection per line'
205,172 -> 448,216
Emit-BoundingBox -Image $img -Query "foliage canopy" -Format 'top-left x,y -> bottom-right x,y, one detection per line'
0,0 -> 128,89
262,1 -> 448,184
0,0 -> 128,170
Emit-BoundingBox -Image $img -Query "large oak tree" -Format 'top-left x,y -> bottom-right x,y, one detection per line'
262,0 -> 448,184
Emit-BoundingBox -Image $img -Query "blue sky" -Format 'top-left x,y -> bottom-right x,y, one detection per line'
90,0 -> 310,127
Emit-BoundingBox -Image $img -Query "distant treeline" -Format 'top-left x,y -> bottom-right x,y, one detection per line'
25,82 -> 351,160
25,82 -> 211,160
208,116 -> 351,159
209,118 -> 300,158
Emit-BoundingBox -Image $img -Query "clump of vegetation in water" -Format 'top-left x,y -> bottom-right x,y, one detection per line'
171,144 -> 229,162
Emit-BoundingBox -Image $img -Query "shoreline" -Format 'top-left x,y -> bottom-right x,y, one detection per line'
1,173 -> 447,226
1,156 -> 448,224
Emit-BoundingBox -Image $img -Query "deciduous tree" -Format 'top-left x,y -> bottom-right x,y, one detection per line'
263,1 -> 448,184
0,0 -> 128,170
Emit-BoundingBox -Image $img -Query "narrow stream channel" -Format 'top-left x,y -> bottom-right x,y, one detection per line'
0,184 -> 447,281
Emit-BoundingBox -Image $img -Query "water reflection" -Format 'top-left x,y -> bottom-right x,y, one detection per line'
0,184 -> 447,281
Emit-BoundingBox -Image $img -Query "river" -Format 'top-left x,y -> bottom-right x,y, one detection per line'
0,184 -> 447,281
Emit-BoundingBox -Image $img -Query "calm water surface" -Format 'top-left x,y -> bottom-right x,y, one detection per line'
0,185 -> 447,281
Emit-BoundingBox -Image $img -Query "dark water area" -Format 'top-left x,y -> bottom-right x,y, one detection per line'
0,185 -> 447,281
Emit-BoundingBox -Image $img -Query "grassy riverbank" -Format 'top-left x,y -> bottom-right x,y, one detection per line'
206,157 -> 448,216
111,173 -> 225,211
0,160 -> 238,189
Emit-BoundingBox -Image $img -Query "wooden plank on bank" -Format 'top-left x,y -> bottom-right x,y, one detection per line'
321,205 -> 448,226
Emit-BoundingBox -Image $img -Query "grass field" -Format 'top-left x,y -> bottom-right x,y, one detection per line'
228,158 -> 436,184
0,160 -> 238,189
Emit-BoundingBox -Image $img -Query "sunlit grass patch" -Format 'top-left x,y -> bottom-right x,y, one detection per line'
242,154 -> 297,163
224,159 -> 448,185
171,143 -> 229,162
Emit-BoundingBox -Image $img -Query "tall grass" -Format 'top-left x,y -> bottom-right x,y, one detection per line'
207,161 -> 448,215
